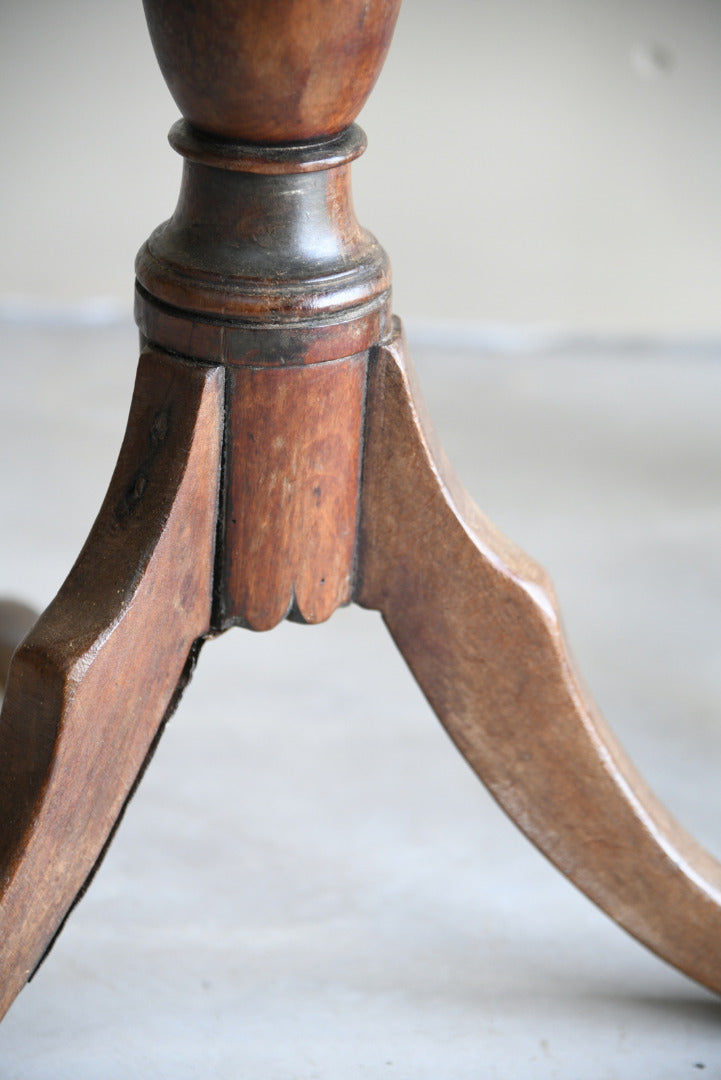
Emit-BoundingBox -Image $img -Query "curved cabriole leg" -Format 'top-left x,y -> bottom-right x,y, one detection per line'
356,320 -> 721,995
0,347 -> 223,1019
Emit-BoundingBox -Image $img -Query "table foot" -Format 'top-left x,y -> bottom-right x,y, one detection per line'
357,321 -> 721,994
0,347 -> 223,1018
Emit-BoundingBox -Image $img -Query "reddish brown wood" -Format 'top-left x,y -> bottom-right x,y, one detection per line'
136,290 -> 386,370
0,349 -> 223,1019
219,354 -> 367,631
356,322 -> 721,996
144,0 -> 403,142
3,0 -> 721,1035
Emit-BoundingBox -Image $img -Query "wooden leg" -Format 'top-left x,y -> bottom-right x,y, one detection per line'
0,347 -> 223,1019
356,320 -> 721,994
4,0 -> 717,1031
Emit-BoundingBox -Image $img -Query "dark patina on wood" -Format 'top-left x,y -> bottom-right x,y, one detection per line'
1,0 -> 720,1031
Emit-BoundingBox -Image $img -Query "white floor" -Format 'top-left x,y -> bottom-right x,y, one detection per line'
0,321 -> 720,1078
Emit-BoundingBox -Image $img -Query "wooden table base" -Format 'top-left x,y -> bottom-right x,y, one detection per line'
1,0 -> 719,1023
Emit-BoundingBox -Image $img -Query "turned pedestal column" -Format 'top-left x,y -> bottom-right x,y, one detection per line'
0,0 -> 719,1026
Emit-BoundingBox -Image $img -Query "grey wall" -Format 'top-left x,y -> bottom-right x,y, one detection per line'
3,0 -> 721,335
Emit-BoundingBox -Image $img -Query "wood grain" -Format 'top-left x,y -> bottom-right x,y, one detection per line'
5,0 -> 718,1026
0,348 -> 223,1019
356,321 -> 721,995
219,353 -> 367,630
144,0 -> 403,142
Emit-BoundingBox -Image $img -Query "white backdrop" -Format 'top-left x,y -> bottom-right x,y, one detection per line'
2,0 -> 721,336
